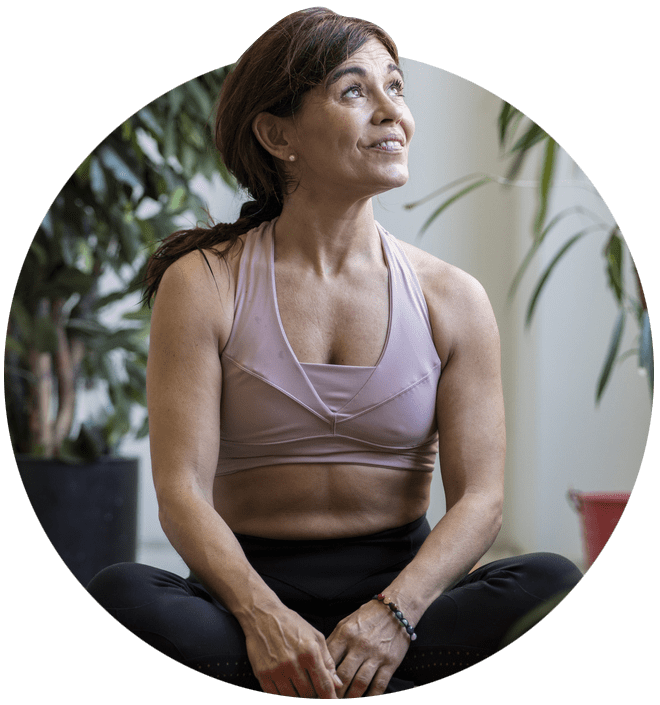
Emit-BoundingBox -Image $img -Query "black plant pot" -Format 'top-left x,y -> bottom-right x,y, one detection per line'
16,455 -> 138,587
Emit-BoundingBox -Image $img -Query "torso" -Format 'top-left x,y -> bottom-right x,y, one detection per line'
210,225 -> 451,540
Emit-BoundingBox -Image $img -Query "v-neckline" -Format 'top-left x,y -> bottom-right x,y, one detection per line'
268,220 -> 394,415
269,220 -> 393,372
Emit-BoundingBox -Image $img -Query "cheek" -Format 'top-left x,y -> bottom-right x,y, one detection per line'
404,110 -> 415,142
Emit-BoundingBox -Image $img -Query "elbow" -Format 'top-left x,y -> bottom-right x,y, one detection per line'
157,494 -> 183,543
157,500 -> 175,536
469,489 -> 502,545
492,505 -> 503,541
489,492 -> 503,544
155,477 -> 210,540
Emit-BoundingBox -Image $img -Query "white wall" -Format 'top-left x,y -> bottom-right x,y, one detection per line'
504,150 -> 651,558
123,57 -> 652,572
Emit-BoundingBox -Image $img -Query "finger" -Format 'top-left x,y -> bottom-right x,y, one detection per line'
325,631 -> 347,667
343,661 -> 379,699
319,641 -> 344,690
274,679 -> 298,698
335,656 -> 365,699
365,668 -> 395,697
258,677 -> 279,696
289,669 -> 317,699
300,652 -> 339,699
260,663 -> 303,698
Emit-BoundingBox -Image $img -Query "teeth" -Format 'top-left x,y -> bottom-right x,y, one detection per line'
375,140 -> 401,150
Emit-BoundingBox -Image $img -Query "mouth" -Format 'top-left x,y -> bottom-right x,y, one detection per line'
368,135 -> 405,152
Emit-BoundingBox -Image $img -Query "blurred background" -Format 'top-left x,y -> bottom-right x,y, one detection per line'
6,56 -> 652,585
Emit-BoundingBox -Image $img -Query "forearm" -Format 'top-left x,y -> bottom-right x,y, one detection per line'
384,491 -> 502,625
158,484 -> 284,630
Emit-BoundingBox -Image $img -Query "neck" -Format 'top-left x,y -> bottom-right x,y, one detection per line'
273,195 -> 381,276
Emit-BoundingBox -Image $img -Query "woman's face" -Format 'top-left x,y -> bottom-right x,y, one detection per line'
287,39 -> 415,203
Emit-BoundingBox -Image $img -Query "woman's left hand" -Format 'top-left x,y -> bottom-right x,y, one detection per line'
325,599 -> 412,697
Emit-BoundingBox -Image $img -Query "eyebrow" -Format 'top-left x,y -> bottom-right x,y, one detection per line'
326,62 -> 404,86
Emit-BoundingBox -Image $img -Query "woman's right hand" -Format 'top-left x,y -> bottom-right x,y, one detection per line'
243,604 -> 343,698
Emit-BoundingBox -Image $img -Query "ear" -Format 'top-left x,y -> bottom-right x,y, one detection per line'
252,112 -> 295,162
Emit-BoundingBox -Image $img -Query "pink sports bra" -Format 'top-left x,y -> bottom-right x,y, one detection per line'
216,219 -> 442,475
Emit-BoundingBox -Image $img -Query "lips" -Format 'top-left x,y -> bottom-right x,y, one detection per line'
369,134 -> 405,151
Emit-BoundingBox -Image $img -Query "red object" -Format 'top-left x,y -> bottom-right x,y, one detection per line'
568,490 -> 630,567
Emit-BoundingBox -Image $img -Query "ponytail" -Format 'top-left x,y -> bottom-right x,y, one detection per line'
143,8 -> 398,304
143,194 -> 282,304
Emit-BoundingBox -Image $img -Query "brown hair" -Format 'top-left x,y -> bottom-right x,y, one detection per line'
144,7 -> 398,302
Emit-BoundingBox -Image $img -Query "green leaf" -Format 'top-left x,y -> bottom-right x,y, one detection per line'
596,308 -> 626,403
185,79 -> 213,118
525,231 -> 587,327
122,306 -> 152,321
93,329 -> 148,356
5,335 -> 25,356
67,318 -> 111,336
511,121 -> 547,153
75,154 -> 93,184
498,102 -> 514,145
89,156 -> 107,197
417,176 -> 492,240
639,309 -> 654,397
167,86 -> 185,116
135,415 -> 150,439
70,423 -> 110,461
167,186 -> 187,213
509,207 -> 594,302
118,212 -> 141,262
181,144 -> 199,178
136,107 -> 164,139
603,228 -> 624,303
216,157 -> 237,190
505,121 -> 549,182
33,316 -> 60,353
163,119 -> 178,161
51,267 -> 96,298
178,110 -> 206,151
28,238 -> 49,267
97,145 -> 143,193
534,138 -> 557,235
121,120 -> 133,141
138,217 -> 158,246
9,298 -> 34,337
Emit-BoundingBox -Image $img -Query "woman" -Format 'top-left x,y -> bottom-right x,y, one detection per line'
88,7 -> 581,697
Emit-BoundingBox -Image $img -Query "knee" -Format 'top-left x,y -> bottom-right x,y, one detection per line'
87,562 -> 154,610
520,553 -> 583,599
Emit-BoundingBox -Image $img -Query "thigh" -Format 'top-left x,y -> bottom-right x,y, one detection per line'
395,552 -> 582,685
87,562 -> 259,688
419,552 -> 580,650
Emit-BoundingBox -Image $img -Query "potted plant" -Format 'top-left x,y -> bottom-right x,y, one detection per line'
5,65 -> 233,586
405,101 -> 653,567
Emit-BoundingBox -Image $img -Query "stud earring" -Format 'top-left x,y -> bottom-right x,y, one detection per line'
288,154 -> 296,162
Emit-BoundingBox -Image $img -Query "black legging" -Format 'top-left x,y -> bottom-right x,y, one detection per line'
87,516 -> 582,693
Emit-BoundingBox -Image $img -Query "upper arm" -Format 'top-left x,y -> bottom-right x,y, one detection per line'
421,257 -> 505,512
146,250 -> 234,505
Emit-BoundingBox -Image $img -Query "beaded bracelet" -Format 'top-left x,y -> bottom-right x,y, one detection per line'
373,593 -> 417,641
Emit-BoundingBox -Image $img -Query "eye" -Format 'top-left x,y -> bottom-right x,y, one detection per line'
387,79 -> 405,97
343,84 -> 363,98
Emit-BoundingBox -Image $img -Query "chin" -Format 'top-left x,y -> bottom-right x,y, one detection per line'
383,166 -> 410,189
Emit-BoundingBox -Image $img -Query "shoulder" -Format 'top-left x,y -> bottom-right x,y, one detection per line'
152,238 -> 245,347
395,238 -> 499,361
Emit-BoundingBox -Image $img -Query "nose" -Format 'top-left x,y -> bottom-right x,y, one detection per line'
372,91 -> 405,125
